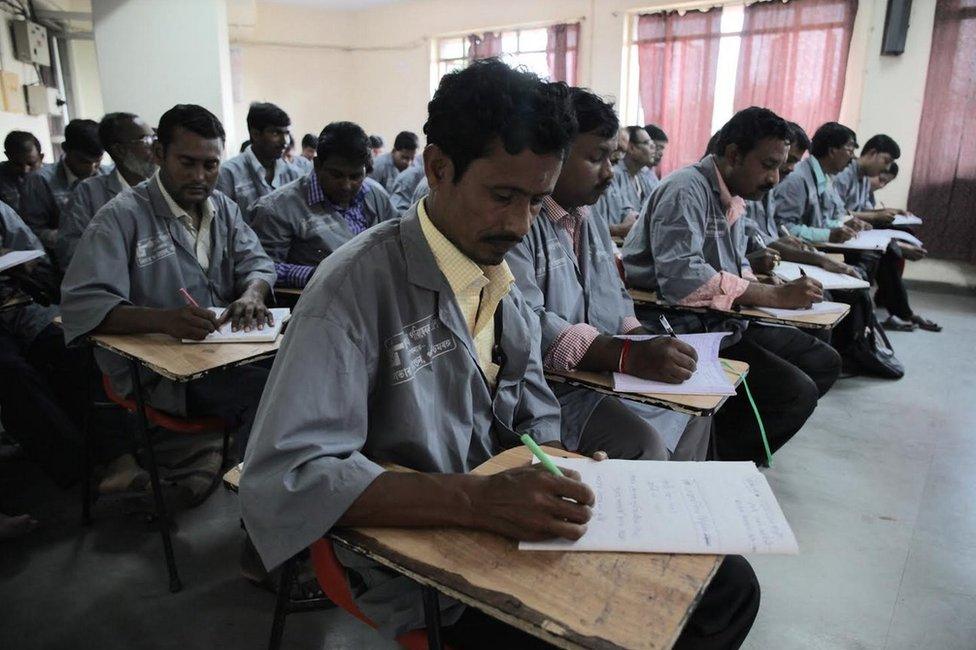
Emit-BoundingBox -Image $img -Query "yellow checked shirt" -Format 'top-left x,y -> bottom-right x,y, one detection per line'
417,199 -> 514,388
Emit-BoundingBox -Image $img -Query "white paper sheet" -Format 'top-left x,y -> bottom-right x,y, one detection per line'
891,214 -> 922,226
0,249 -> 44,273
819,229 -> 922,251
611,332 -> 736,396
754,300 -> 848,319
520,458 -> 799,555
772,261 -> 869,290
182,307 -> 291,343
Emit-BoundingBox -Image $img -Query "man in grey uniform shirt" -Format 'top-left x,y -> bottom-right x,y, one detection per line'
21,119 -> 104,252
507,88 -> 711,461
610,125 -> 659,225
368,130 -> 418,192
0,130 -> 45,211
241,61 -> 758,649
61,104 -> 276,456
57,112 -> 157,268
250,121 -> 397,288
216,102 -> 302,222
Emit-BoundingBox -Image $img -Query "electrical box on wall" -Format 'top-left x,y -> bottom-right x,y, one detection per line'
26,85 -> 59,116
11,20 -> 51,67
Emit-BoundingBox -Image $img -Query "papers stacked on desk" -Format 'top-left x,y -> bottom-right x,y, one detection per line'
0,249 -> 44,274
612,332 -> 736,396
772,262 -> 869,290
520,458 -> 799,555
819,229 -> 922,251
754,300 -> 848,319
892,214 -> 922,226
183,307 -> 291,343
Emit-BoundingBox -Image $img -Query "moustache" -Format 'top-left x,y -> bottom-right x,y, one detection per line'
481,233 -> 524,245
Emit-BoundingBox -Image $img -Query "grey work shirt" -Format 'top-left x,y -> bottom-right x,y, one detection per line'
290,155 -> 314,175
59,179 -> 276,415
388,163 -> 424,215
591,182 -> 635,228
56,171 -> 128,269
216,147 -> 302,222
0,161 -> 27,211
0,201 -> 59,346
506,200 -> 693,450
833,160 -> 872,212
368,152 -> 400,193
250,175 -> 397,265
743,190 -> 778,254
621,155 -> 749,338
774,157 -> 843,231
611,160 -> 659,219
240,206 -> 561,638
20,161 -> 89,250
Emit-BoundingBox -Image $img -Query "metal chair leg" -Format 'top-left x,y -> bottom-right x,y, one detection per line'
422,585 -> 443,650
129,359 -> 182,593
267,556 -> 300,650
81,347 -> 95,525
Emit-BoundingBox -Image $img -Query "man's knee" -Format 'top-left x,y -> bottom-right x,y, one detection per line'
675,555 -> 760,650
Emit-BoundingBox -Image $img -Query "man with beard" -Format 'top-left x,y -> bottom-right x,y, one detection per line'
623,107 -> 841,464
57,112 -> 158,268
506,87 -> 713,461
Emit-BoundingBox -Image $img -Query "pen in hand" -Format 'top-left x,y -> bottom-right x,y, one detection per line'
659,315 -> 678,338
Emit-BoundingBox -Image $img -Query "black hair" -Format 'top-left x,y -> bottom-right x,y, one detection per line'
239,140 -> 251,152
714,107 -> 791,158
810,122 -> 856,158
246,102 -> 290,132
862,134 -> 901,159
157,104 -> 225,151
883,161 -> 899,177
316,121 -> 371,168
644,123 -> 668,142
4,130 -> 41,153
63,119 -> 104,158
424,58 -> 577,182
393,131 -> 419,151
787,122 -> 810,154
98,112 -> 139,149
368,135 -> 383,149
301,133 -> 317,149
704,131 -> 721,158
570,87 -> 618,138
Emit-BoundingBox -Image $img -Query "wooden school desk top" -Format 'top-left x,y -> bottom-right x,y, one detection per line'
628,288 -> 850,330
90,332 -> 282,382
545,359 -> 748,417
332,446 -> 723,650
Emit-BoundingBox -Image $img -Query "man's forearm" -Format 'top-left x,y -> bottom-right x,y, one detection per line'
336,471 -> 481,528
735,281 -> 781,308
240,279 -> 271,302
769,240 -> 833,267
577,334 -> 623,373
95,305 -> 168,335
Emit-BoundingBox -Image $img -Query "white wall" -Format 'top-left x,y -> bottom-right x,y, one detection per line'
65,39 -> 104,121
0,8 -> 54,160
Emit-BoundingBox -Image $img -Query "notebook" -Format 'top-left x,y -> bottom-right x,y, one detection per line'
611,332 -> 737,396
755,300 -> 848,319
182,307 -> 291,343
772,261 -> 869,290
0,249 -> 44,274
891,214 -> 922,226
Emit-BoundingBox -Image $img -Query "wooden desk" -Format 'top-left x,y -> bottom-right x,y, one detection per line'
90,332 -> 282,382
628,288 -> 850,330
545,359 -> 748,417
333,446 -> 722,650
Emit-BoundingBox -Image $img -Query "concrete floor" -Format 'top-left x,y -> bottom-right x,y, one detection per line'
2,288 -> 975,650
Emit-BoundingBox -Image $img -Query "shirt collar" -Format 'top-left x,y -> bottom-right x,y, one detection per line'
711,155 -> 747,223
153,170 -> 214,221
417,197 -> 514,298
543,195 -> 589,224
808,156 -> 829,196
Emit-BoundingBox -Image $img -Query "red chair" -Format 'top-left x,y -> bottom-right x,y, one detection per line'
84,374 -> 233,592
309,538 -> 451,650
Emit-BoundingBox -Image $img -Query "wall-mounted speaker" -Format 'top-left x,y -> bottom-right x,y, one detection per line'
881,0 -> 913,55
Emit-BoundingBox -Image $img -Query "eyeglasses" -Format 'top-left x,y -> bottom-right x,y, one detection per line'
122,135 -> 155,147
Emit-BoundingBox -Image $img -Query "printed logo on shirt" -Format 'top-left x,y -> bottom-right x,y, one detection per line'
539,239 -> 571,276
384,315 -> 457,385
134,233 -> 176,268
704,212 -> 728,238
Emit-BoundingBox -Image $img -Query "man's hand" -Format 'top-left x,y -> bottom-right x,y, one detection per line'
821,258 -> 861,278
898,242 -> 927,261
160,305 -> 219,340
848,218 -> 872,232
609,211 -> 638,238
218,292 -> 273,332
747,248 -> 780,275
469,465 -> 595,541
775,277 -> 824,309
861,210 -> 895,225
829,226 -> 857,243
624,337 -> 698,384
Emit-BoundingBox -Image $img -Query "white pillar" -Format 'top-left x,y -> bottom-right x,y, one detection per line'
91,0 -> 237,150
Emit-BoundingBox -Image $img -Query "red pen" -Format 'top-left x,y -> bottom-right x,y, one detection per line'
178,287 -> 199,308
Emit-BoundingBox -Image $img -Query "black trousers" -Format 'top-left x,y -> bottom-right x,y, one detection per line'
185,361 -> 271,457
714,325 -> 840,463
846,244 -> 912,320
0,323 -> 129,486
441,555 -> 760,650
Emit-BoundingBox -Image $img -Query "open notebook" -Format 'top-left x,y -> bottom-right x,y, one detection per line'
520,458 -> 798,555
773,261 -> 869,290
755,300 -> 848,319
0,249 -> 44,274
182,307 -> 291,343
820,229 -> 922,251
612,332 -> 737,396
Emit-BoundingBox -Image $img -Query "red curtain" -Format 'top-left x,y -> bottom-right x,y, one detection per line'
636,8 -> 723,176
908,0 -> 976,262
733,0 -> 857,138
547,23 -> 579,85
468,32 -> 503,60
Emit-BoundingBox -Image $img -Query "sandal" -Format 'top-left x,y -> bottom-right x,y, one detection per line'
910,315 -> 942,332
882,316 -> 917,332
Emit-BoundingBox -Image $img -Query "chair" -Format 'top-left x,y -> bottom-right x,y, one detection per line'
81,374 -> 233,592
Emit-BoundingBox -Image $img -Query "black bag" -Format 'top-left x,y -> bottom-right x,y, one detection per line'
833,289 -> 905,379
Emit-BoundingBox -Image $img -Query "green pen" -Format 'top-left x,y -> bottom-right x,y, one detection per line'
520,434 -> 564,477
